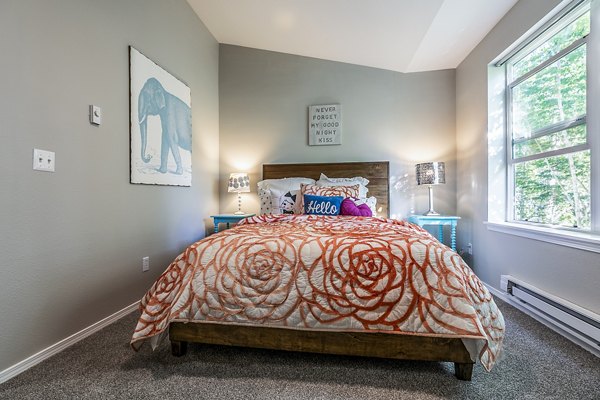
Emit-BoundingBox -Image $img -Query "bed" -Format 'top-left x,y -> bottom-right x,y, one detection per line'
131,161 -> 504,381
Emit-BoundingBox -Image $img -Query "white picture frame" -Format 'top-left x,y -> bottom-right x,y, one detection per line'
129,46 -> 192,186
308,104 -> 342,146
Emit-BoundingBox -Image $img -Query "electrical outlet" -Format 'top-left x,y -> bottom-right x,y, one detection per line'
142,256 -> 150,272
467,243 -> 473,255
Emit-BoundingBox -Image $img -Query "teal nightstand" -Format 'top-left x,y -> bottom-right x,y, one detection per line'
407,215 -> 460,251
210,213 -> 255,234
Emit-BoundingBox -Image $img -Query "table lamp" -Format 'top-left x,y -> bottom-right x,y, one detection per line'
228,172 -> 250,215
415,162 -> 445,216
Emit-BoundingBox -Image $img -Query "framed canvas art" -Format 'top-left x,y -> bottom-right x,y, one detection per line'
129,46 -> 192,186
308,104 -> 341,146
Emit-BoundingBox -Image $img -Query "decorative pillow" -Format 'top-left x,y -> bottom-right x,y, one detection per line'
304,195 -> 343,216
257,177 -> 315,214
271,188 -> 303,214
356,196 -> 378,216
317,173 -> 369,198
318,173 -> 369,187
300,183 -> 360,212
340,198 -> 373,217
258,187 -> 272,215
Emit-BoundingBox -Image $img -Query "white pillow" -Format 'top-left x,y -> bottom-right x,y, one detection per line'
318,173 -> 369,187
258,187 -> 272,215
257,177 -> 316,215
317,173 -> 369,198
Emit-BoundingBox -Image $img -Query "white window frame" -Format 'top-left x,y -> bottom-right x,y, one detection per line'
506,13 -> 589,230
486,0 -> 600,253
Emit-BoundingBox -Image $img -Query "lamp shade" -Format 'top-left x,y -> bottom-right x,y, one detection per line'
415,162 -> 445,185
228,173 -> 250,193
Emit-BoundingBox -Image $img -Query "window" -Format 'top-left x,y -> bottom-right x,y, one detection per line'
506,6 -> 591,230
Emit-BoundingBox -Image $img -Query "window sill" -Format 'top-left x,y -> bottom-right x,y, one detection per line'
484,221 -> 600,254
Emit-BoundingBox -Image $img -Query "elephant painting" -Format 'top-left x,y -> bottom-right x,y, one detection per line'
130,46 -> 192,186
138,78 -> 191,175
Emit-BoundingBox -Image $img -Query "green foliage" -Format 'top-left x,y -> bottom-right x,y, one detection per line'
513,126 -> 586,158
509,11 -> 591,229
512,46 -> 586,137
513,12 -> 590,78
514,151 -> 590,228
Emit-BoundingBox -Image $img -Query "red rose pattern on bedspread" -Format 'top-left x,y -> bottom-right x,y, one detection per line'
131,214 -> 504,371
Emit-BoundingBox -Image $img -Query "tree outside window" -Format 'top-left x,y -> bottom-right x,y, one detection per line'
507,10 -> 591,229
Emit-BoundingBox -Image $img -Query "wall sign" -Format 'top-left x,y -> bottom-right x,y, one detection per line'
308,104 -> 342,146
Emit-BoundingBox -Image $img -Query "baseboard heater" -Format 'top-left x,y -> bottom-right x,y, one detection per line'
500,275 -> 600,352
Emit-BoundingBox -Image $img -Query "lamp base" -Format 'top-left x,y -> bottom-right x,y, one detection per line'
424,210 -> 440,216
423,185 -> 440,216
234,192 -> 245,215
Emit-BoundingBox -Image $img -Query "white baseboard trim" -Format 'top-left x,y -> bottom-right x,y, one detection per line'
0,301 -> 139,384
484,282 -> 600,358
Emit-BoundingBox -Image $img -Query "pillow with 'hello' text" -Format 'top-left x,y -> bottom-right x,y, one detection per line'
303,195 -> 343,216
300,183 -> 360,212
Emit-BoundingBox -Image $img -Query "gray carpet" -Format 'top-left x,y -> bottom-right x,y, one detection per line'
1,298 -> 598,400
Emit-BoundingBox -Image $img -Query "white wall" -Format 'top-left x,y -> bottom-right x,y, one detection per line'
0,0 -> 219,372
456,0 -> 600,313
219,45 -> 457,220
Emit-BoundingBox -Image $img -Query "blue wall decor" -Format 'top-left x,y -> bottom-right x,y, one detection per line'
130,47 -> 192,186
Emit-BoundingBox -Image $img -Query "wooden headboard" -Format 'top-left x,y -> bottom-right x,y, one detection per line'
262,161 -> 390,217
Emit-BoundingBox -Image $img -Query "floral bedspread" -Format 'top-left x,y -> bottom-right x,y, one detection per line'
131,214 -> 504,371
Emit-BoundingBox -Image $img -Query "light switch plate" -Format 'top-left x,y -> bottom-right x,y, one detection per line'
89,105 -> 102,125
33,149 -> 55,172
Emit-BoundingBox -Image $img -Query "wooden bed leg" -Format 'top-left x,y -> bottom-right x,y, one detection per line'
171,340 -> 188,357
454,362 -> 474,381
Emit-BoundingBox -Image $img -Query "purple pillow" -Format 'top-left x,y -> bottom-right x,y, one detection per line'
340,198 -> 372,217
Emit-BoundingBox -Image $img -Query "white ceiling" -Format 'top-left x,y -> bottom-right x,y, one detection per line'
187,0 -> 518,73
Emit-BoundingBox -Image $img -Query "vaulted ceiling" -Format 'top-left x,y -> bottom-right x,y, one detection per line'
187,0 -> 518,72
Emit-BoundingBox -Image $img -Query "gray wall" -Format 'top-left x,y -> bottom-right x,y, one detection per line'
219,45 -> 456,220
0,0 -> 219,372
456,0 -> 600,313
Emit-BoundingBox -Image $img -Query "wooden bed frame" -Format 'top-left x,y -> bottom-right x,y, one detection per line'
262,161 -> 390,217
169,161 -> 475,380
